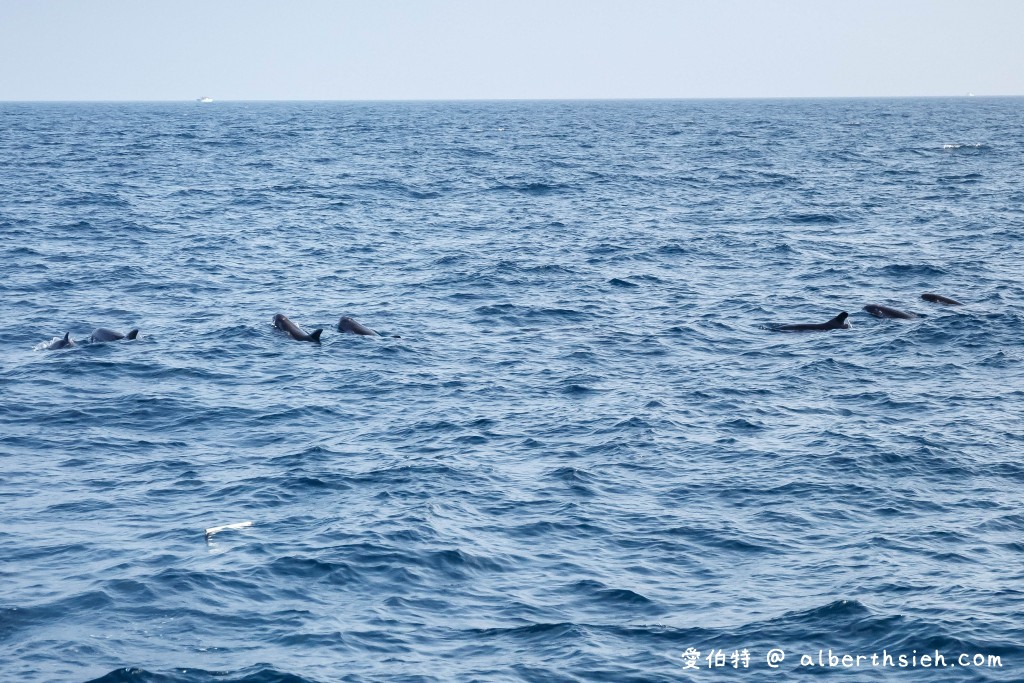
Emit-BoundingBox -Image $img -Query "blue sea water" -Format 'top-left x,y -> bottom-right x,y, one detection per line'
1,98 -> 1023,682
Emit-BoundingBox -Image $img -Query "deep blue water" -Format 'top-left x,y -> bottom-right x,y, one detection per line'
1,99 -> 1023,682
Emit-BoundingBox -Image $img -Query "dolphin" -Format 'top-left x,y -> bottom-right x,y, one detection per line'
44,332 -> 75,350
337,316 -> 377,336
863,304 -> 919,320
89,328 -> 139,342
773,311 -> 851,332
273,314 -> 323,342
922,293 -> 963,306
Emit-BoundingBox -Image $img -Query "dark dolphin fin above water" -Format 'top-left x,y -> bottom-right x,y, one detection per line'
773,311 -> 851,332
863,304 -> 919,320
126,329 -> 139,340
273,313 -> 323,342
45,332 -> 75,350
337,316 -> 377,336
922,293 -> 963,306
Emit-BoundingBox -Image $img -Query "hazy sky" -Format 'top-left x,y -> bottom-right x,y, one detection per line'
1,0 -> 1021,100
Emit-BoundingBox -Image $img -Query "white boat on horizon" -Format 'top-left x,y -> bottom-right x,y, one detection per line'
197,96 -> 214,103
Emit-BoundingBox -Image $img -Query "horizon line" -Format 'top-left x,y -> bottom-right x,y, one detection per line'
0,94 -> 1019,104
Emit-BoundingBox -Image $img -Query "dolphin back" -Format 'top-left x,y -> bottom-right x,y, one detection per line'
774,311 -> 849,332
274,314 -> 322,342
864,305 -> 916,320
90,328 -> 123,342
922,293 -> 963,306
338,316 -> 377,336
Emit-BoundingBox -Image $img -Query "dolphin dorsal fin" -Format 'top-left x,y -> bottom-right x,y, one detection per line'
63,332 -> 70,341
126,329 -> 139,340
309,329 -> 323,342
828,311 -> 849,327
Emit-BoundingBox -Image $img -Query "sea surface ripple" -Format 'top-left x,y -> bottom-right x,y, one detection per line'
1,99 -> 1023,682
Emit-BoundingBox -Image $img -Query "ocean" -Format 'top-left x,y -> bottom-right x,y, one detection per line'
1,98 -> 1022,681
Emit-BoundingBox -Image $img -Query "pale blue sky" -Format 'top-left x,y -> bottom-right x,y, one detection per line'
1,0 -> 1021,100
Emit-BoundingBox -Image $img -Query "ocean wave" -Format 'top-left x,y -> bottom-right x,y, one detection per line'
866,263 -> 949,277
774,212 -> 846,224
941,142 -> 988,151
85,666 -> 320,683
3,98 -> 1023,683
489,180 -> 571,195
